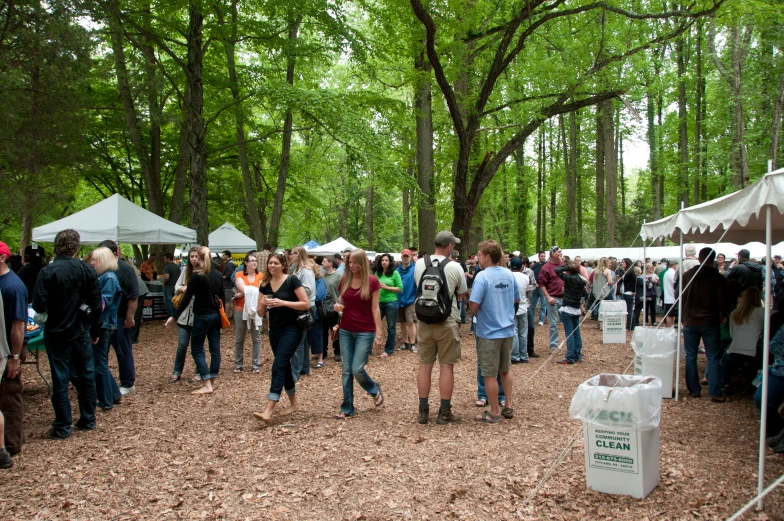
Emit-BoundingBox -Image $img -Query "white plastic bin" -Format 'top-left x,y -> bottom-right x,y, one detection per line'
569,374 -> 662,499
599,301 -> 627,343
631,327 -> 677,399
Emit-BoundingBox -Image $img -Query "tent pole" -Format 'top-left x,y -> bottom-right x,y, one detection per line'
675,207 -> 684,401
758,204 -> 773,509
642,221 -> 647,328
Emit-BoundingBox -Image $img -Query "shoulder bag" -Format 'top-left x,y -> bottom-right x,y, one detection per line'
206,274 -> 231,329
285,275 -> 315,330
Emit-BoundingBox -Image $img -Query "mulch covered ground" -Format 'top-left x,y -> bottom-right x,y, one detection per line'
3,317 -> 783,520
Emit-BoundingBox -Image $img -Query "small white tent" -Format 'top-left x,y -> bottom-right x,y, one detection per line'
32,194 -> 197,244
305,237 -> 359,256
208,222 -> 256,252
640,167 -> 784,510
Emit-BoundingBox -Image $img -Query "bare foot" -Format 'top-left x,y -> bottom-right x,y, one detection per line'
280,405 -> 299,417
191,386 -> 213,395
253,411 -> 272,423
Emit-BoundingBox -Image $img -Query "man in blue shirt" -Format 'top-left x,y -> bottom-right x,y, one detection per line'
470,240 -> 519,423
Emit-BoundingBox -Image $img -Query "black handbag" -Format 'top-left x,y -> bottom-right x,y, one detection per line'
297,308 -> 316,330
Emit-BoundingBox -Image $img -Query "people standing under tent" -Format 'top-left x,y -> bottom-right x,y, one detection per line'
373,253 -> 403,357
662,259 -> 679,327
334,249 -> 385,419
334,252 -> 345,275
682,244 -> 699,272
726,248 -> 763,290
17,246 -> 45,303
555,260 -> 587,365
162,253 -> 180,318
414,232 -> 466,425
165,246 -> 224,396
253,253 -> 310,423
396,249 -> 418,354
168,256 -> 200,384
139,253 -> 157,281
644,263 -> 660,325
0,241 -> 27,453
321,256 -> 342,362
470,240 -> 518,423
220,251 -> 237,321
530,251 -> 547,327
682,248 -> 726,402
89,247 -> 123,411
716,253 -> 728,275
538,246 -> 565,352
589,257 -> 615,324
98,240 -> 139,397
233,251 -> 263,373
33,231 -> 102,440
288,246 -> 316,380
721,287 -> 764,392
509,257 -> 530,364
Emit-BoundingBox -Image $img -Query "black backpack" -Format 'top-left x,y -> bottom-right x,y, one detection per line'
415,255 -> 453,324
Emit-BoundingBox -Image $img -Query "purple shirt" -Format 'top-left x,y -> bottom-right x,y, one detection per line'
538,261 -> 565,298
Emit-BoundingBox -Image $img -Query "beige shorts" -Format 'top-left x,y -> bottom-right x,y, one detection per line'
397,304 -> 417,323
417,320 -> 461,365
477,337 -> 513,377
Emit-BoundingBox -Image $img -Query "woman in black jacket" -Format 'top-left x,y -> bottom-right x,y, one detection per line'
165,246 -> 224,395
555,261 -> 588,364
620,258 -> 636,331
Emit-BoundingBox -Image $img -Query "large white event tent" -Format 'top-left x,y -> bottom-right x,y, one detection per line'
208,222 -> 256,252
559,243 -> 779,263
640,167 -> 784,510
305,237 -> 358,256
33,194 -> 196,244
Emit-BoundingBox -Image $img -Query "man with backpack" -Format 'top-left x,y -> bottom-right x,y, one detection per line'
414,231 -> 467,425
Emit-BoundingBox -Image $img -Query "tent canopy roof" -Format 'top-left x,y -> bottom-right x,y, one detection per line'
305,237 -> 358,255
208,222 -> 256,253
32,194 -> 197,245
641,169 -> 784,243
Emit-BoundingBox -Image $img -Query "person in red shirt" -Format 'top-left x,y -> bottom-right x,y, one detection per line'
538,246 -> 565,351
334,249 -> 384,419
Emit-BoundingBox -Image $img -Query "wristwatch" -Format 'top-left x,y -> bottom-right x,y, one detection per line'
375,335 -> 382,340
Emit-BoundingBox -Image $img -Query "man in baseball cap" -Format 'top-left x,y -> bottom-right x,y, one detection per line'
434,231 -> 461,247
726,248 -> 763,290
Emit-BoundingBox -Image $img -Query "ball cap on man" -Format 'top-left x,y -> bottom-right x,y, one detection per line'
510,257 -> 523,270
434,231 -> 460,247
0,241 -> 10,259
549,245 -> 561,254
737,248 -> 751,259
401,248 -> 412,257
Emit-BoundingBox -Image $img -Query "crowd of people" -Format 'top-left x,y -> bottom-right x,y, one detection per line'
1,230 -> 783,469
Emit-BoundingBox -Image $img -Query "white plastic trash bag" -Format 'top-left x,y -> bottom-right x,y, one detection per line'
631,327 -> 677,360
569,374 -> 662,431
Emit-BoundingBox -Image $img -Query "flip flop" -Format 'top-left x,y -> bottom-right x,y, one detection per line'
333,413 -> 354,420
475,399 -> 488,407
501,407 -> 515,419
191,388 -> 214,396
374,388 -> 384,407
475,410 -> 500,424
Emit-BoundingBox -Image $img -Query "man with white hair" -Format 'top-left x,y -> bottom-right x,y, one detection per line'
683,245 -> 700,272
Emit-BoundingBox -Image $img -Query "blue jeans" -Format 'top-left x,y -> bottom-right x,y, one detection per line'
754,372 -> 784,436
173,325 -> 191,376
339,330 -> 380,416
163,286 -> 176,318
379,300 -> 399,355
109,319 -> 136,388
510,313 -> 529,362
191,313 -> 222,381
475,336 -> 505,402
94,328 -> 121,409
561,312 -> 583,362
529,287 -> 546,324
545,297 -> 563,350
268,325 -> 302,401
45,331 -> 97,436
683,325 -> 722,397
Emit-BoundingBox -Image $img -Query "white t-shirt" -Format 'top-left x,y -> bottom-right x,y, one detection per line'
414,255 -> 467,322
512,271 -> 529,315
662,268 -> 677,304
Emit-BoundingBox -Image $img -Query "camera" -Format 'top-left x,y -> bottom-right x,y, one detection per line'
78,302 -> 92,319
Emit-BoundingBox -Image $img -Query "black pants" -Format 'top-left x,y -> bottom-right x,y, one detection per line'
321,314 -> 340,356
632,298 -> 643,330
645,297 -> 657,325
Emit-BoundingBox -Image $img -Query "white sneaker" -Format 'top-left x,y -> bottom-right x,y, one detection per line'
120,385 -> 136,396
538,321 -> 544,327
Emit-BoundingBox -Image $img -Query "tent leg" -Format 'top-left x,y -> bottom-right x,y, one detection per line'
642,223 -> 647,328
758,205 -> 773,510
675,228 -> 683,401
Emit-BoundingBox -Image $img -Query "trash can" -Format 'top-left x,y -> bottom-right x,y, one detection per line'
599,301 -> 627,343
631,327 -> 677,399
569,374 -> 662,499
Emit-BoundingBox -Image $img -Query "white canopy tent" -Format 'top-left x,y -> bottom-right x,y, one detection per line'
558,243 -> 781,263
208,222 -> 256,253
33,194 -> 197,245
305,237 -> 359,256
640,167 -> 784,509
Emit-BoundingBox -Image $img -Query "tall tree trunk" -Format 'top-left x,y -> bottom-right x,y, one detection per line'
221,0 -> 263,246
267,14 -> 301,248
548,120 -> 555,248
169,115 -> 189,224
647,92 -> 660,221
595,104 -> 605,247
536,125 -> 544,251
366,185 -> 374,249
694,20 -> 703,205
676,33 -> 689,206
415,48 -> 436,252
403,156 -> 412,248
513,139 -> 529,254
141,3 -> 163,217
657,95 -> 664,219
575,113 -> 583,247
602,99 -> 617,247
771,69 -> 784,169
185,0 -> 208,244
617,108 -> 625,216
561,114 -> 577,247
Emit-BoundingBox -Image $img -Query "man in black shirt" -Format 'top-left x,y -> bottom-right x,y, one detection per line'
32,230 -> 102,439
162,253 -> 180,318
98,240 -> 139,396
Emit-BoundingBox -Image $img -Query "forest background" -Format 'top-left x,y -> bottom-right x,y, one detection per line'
1,0 -> 783,262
